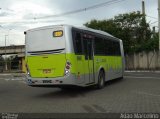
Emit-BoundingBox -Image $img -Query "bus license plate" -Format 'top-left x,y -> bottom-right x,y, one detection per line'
43,80 -> 52,83
43,69 -> 51,74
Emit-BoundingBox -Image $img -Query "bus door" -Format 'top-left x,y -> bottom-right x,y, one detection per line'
83,36 -> 95,84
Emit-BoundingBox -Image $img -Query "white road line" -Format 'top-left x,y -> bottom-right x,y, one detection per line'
4,78 -> 25,81
12,78 -> 25,81
124,76 -> 160,79
0,74 -> 12,76
4,79 -> 10,81
136,91 -> 160,97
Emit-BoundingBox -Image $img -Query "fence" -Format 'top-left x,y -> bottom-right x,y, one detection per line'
125,51 -> 160,70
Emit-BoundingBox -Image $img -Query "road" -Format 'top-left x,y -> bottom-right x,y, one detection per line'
0,72 -> 160,113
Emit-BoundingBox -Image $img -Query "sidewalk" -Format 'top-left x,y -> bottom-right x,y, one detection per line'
0,72 -> 26,78
125,70 -> 160,73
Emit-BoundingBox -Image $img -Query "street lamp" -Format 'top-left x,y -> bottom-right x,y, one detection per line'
4,30 -> 12,71
4,35 -> 8,71
0,25 -> 12,71
158,0 -> 160,50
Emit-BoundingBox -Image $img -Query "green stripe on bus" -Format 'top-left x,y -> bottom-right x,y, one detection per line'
26,53 -> 122,77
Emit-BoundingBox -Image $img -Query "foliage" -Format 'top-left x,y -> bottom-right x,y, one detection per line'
84,11 -> 157,54
142,33 -> 159,52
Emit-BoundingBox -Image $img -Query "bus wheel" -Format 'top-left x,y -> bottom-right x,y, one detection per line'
97,71 -> 105,89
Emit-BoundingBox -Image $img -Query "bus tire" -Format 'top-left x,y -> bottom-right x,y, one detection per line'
97,71 -> 105,89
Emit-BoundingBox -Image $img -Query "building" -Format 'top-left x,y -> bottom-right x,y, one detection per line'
0,45 -> 26,72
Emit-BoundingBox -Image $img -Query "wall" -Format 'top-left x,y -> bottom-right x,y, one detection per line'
125,51 -> 160,70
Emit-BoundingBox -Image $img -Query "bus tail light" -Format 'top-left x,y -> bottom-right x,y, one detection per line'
64,60 -> 71,76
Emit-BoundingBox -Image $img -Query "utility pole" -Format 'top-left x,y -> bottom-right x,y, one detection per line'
158,0 -> 160,50
142,0 -> 145,15
142,0 -> 146,40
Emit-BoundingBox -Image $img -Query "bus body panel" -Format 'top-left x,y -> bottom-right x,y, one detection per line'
26,27 -> 65,53
65,54 -> 85,84
25,25 -> 125,87
27,54 -> 66,78
26,74 -> 78,87
94,56 -> 122,82
65,53 -> 95,85
26,26 -> 67,79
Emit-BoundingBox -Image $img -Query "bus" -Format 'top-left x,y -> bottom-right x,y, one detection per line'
25,25 -> 125,89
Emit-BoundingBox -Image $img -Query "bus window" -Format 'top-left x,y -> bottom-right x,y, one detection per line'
115,42 -> 121,56
73,32 -> 83,54
83,37 -> 93,60
107,40 -> 112,56
83,39 -> 88,59
94,37 -> 105,55
104,39 -> 109,56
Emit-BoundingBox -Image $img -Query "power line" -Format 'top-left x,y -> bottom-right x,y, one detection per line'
146,15 -> 158,20
150,21 -> 158,25
35,0 -> 126,19
0,19 -> 64,24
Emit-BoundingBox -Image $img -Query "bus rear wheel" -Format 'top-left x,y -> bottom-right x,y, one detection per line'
97,71 -> 105,89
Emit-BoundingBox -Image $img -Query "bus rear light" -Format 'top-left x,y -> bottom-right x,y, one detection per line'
64,60 -> 71,76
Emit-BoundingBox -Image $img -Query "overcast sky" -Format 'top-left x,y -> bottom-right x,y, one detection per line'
0,0 -> 158,46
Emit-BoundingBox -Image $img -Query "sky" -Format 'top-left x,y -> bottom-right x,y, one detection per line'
0,0 -> 158,46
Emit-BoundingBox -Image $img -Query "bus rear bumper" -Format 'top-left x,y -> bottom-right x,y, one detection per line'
25,74 -> 84,87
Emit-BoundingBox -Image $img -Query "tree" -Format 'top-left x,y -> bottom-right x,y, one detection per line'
85,11 -> 153,54
142,33 -> 159,51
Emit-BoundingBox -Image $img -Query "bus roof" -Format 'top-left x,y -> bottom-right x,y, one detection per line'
25,24 -> 120,41
74,26 -> 116,39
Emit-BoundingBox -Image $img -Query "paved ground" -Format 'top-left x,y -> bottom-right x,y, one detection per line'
0,72 -> 160,113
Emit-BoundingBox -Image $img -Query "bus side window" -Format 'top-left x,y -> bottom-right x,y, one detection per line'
104,39 -> 109,56
115,41 -> 121,56
73,32 -> 83,55
83,39 -> 88,60
94,37 -> 105,55
117,42 -> 121,56
112,41 -> 116,56
108,40 -> 112,56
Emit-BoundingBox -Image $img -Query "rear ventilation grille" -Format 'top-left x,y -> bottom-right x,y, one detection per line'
28,48 -> 65,55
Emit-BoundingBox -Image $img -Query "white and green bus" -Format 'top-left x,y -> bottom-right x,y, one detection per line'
25,25 -> 125,89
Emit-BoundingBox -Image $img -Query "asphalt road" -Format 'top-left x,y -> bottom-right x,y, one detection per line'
0,72 -> 160,113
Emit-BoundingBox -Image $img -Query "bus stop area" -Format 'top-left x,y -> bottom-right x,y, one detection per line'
0,71 -> 160,113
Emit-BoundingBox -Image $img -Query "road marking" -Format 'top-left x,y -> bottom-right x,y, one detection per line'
13,78 -> 25,81
0,74 -> 12,76
136,91 -> 160,97
4,79 -> 10,81
92,104 -> 106,113
124,76 -> 160,79
82,105 -> 98,113
4,78 -> 25,81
